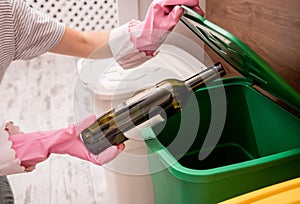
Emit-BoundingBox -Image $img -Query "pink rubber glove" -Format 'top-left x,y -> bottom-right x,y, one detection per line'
6,115 -> 125,170
109,0 -> 204,69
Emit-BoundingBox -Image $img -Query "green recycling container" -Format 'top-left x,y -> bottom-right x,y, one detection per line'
141,6 -> 300,204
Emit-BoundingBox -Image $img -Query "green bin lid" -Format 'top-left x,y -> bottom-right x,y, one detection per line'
180,5 -> 300,112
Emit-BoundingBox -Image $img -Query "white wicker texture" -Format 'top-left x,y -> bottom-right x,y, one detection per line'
25,0 -> 119,31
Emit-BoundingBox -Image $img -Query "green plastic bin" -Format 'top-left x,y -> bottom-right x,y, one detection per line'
141,6 -> 300,204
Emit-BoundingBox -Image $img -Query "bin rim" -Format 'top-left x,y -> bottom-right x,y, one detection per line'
145,132 -> 300,183
180,6 -> 300,112
77,44 -> 206,101
142,127 -> 300,183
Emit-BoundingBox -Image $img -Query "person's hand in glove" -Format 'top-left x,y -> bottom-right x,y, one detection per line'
5,115 -> 125,172
109,0 -> 204,69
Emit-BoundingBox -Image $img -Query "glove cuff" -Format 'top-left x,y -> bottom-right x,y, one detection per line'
109,22 -> 139,60
0,132 -> 26,175
109,21 -> 154,69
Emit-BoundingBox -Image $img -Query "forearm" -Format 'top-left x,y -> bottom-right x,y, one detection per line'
50,27 -> 113,59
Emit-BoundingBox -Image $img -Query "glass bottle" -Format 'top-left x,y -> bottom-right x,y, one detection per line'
81,62 -> 226,154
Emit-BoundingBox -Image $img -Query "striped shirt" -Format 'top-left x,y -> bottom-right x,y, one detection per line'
0,0 -> 65,82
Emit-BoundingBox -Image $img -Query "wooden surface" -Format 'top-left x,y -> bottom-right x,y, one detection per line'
205,0 -> 300,94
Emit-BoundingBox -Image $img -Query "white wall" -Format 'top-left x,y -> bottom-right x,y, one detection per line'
117,0 -> 140,24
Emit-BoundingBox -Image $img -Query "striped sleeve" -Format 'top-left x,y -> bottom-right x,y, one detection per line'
11,0 -> 65,60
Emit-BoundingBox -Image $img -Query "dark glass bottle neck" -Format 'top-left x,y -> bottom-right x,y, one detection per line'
184,62 -> 226,91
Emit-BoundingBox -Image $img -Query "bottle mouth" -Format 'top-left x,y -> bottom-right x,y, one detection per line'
214,62 -> 226,77
185,62 -> 226,90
